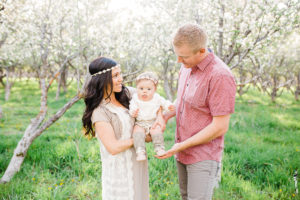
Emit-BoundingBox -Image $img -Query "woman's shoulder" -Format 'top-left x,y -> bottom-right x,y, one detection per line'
92,103 -> 115,121
93,103 -> 106,113
91,105 -> 110,124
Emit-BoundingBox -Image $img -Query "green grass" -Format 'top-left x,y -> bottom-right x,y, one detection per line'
0,81 -> 299,199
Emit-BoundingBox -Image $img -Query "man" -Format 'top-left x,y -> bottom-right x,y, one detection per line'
156,24 -> 236,200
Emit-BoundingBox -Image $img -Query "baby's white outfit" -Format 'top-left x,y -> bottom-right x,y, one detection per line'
129,93 -> 172,134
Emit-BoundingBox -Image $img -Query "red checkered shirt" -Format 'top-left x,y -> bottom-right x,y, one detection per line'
175,53 -> 236,164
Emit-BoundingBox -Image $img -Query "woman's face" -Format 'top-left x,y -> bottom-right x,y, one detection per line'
111,66 -> 123,93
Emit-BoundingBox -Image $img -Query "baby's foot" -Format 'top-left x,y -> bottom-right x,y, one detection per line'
155,148 -> 166,157
136,152 -> 146,161
136,148 -> 146,161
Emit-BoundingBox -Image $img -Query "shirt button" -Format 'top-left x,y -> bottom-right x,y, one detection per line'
187,83 -> 189,87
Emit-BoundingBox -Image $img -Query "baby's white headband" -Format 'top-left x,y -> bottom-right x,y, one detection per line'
136,72 -> 158,85
91,64 -> 120,77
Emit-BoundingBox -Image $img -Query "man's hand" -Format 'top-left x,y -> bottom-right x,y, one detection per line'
168,104 -> 175,112
152,107 -> 166,131
155,143 -> 182,159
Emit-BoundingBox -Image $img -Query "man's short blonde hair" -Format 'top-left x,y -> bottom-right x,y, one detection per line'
173,24 -> 207,53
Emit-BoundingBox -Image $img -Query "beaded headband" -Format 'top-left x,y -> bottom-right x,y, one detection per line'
91,64 -> 120,77
136,72 -> 158,85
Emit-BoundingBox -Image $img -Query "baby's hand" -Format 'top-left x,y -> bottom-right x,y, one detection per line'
168,105 -> 175,112
131,109 -> 139,118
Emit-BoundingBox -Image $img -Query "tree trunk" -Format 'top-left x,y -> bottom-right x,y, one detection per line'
296,71 -> 300,101
238,85 -> 244,97
4,82 -> 12,101
169,70 -> 177,99
55,74 -> 62,100
0,33 -> 8,49
0,20 -> 52,183
271,74 -> 277,103
162,60 -> 174,101
0,74 -> 5,87
0,26 -> 84,182
5,67 -> 12,101
217,1 -> 224,58
0,72 -> 48,183
237,66 -> 246,97
0,93 -> 81,183
0,106 -> 2,119
62,65 -> 68,93
56,64 -> 69,100
1,51 -> 82,183
163,79 -> 173,101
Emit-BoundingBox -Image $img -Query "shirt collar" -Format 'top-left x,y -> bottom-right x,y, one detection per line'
193,52 -> 214,72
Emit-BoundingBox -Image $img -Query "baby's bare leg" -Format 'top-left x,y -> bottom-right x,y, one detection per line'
150,125 -> 166,156
133,125 -> 147,161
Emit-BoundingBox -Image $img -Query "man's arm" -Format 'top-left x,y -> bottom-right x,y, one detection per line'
156,114 -> 231,159
152,109 -> 176,131
163,110 -> 176,122
153,97 -> 177,130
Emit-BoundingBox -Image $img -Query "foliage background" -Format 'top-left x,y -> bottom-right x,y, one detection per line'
0,0 -> 300,199
0,82 -> 299,199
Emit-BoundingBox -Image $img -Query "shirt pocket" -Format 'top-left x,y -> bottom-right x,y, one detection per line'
185,84 -> 210,113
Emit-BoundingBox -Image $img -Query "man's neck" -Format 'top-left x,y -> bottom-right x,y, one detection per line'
198,50 -> 209,63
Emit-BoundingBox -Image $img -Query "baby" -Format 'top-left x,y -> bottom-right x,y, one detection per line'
129,72 -> 175,161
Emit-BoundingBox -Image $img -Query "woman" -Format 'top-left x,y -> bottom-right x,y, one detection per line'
82,57 -> 150,200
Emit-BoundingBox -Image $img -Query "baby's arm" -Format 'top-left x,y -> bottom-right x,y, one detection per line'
158,95 -> 175,112
129,98 -> 139,118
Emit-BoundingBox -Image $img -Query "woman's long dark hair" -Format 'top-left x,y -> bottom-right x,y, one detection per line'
82,57 -> 130,137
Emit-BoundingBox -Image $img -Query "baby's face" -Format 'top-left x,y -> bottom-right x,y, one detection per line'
136,79 -> 156,101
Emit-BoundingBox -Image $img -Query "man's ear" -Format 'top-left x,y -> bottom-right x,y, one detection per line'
199,48 -> 205,53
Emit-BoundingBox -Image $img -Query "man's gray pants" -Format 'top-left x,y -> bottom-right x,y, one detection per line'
176,160 -> 220,200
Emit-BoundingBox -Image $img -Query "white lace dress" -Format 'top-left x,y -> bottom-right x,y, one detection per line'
92,101 -> 149,200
